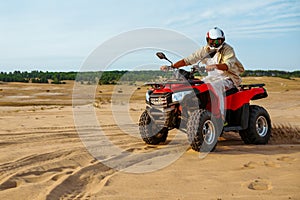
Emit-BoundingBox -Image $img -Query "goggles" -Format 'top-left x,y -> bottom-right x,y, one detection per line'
207,38 -> 223,48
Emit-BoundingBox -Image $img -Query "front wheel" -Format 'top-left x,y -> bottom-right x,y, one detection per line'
187,109 -> 222,152
239,105 -> 271,144
139,110 -> 168,145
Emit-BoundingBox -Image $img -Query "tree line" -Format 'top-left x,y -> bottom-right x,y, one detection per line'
241,70 -> 300,79
0,71 -> 76,84
0,70 -> 170,84
0,70 -> 299,84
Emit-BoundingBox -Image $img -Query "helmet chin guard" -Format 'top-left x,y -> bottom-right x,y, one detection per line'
208,43 -> 224,51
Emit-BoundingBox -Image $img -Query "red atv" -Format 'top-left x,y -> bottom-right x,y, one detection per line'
139,52 -> 271,152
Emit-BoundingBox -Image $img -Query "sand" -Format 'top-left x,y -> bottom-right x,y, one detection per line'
0,77 -> 299,200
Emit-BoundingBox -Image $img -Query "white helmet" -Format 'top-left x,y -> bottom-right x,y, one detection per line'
206,27 -> 225,48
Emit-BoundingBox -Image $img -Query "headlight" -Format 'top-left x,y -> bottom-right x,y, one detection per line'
145,90 -> 152,102
172,91 -> 192,102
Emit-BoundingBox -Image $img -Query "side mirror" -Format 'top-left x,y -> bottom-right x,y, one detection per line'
156,52 -> 167,60
156,52 -> 173,65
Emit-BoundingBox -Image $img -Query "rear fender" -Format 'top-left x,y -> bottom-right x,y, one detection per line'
226,87 -> 267,111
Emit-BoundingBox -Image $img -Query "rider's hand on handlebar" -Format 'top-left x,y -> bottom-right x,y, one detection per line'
160,65 -> 171,71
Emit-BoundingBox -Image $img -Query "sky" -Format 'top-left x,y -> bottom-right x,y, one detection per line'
0,0 -> 300,72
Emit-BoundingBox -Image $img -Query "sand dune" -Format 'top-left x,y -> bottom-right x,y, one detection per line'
0,77 -> 299,199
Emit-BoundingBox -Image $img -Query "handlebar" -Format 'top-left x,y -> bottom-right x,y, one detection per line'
163,64 -> 206,73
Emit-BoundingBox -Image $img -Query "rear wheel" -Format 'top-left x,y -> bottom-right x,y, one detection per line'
239,105 -> 271,144
187,109 -> 222,152
139,110 -> 168,145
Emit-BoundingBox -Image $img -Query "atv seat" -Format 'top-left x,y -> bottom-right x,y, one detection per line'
239,84 -> 265,90
225,87 -> 239,96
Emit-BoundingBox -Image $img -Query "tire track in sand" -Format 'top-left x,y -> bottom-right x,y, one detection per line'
45,161 -> 116,200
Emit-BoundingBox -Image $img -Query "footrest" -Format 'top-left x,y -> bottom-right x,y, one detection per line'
223,126 -> 243,132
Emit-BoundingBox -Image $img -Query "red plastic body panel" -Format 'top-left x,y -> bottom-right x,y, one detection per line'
225,87 -> 266,110
151,80 -> 267,115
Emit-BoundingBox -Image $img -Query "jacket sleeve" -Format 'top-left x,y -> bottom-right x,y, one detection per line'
183,46 -> 206,65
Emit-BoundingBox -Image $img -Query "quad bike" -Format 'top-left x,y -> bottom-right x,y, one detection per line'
139,52 -> 271,152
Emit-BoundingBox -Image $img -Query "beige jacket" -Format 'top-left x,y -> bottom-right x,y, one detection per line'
183,43 -> 245,86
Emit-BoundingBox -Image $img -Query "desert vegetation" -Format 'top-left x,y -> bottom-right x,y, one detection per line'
1,70 -> 299,84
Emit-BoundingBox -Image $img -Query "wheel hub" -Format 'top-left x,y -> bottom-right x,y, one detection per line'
256,116 -> 268,137
203,120 -> 216,145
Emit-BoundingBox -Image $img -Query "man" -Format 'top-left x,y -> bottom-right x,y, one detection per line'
160,27 -> 245,119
